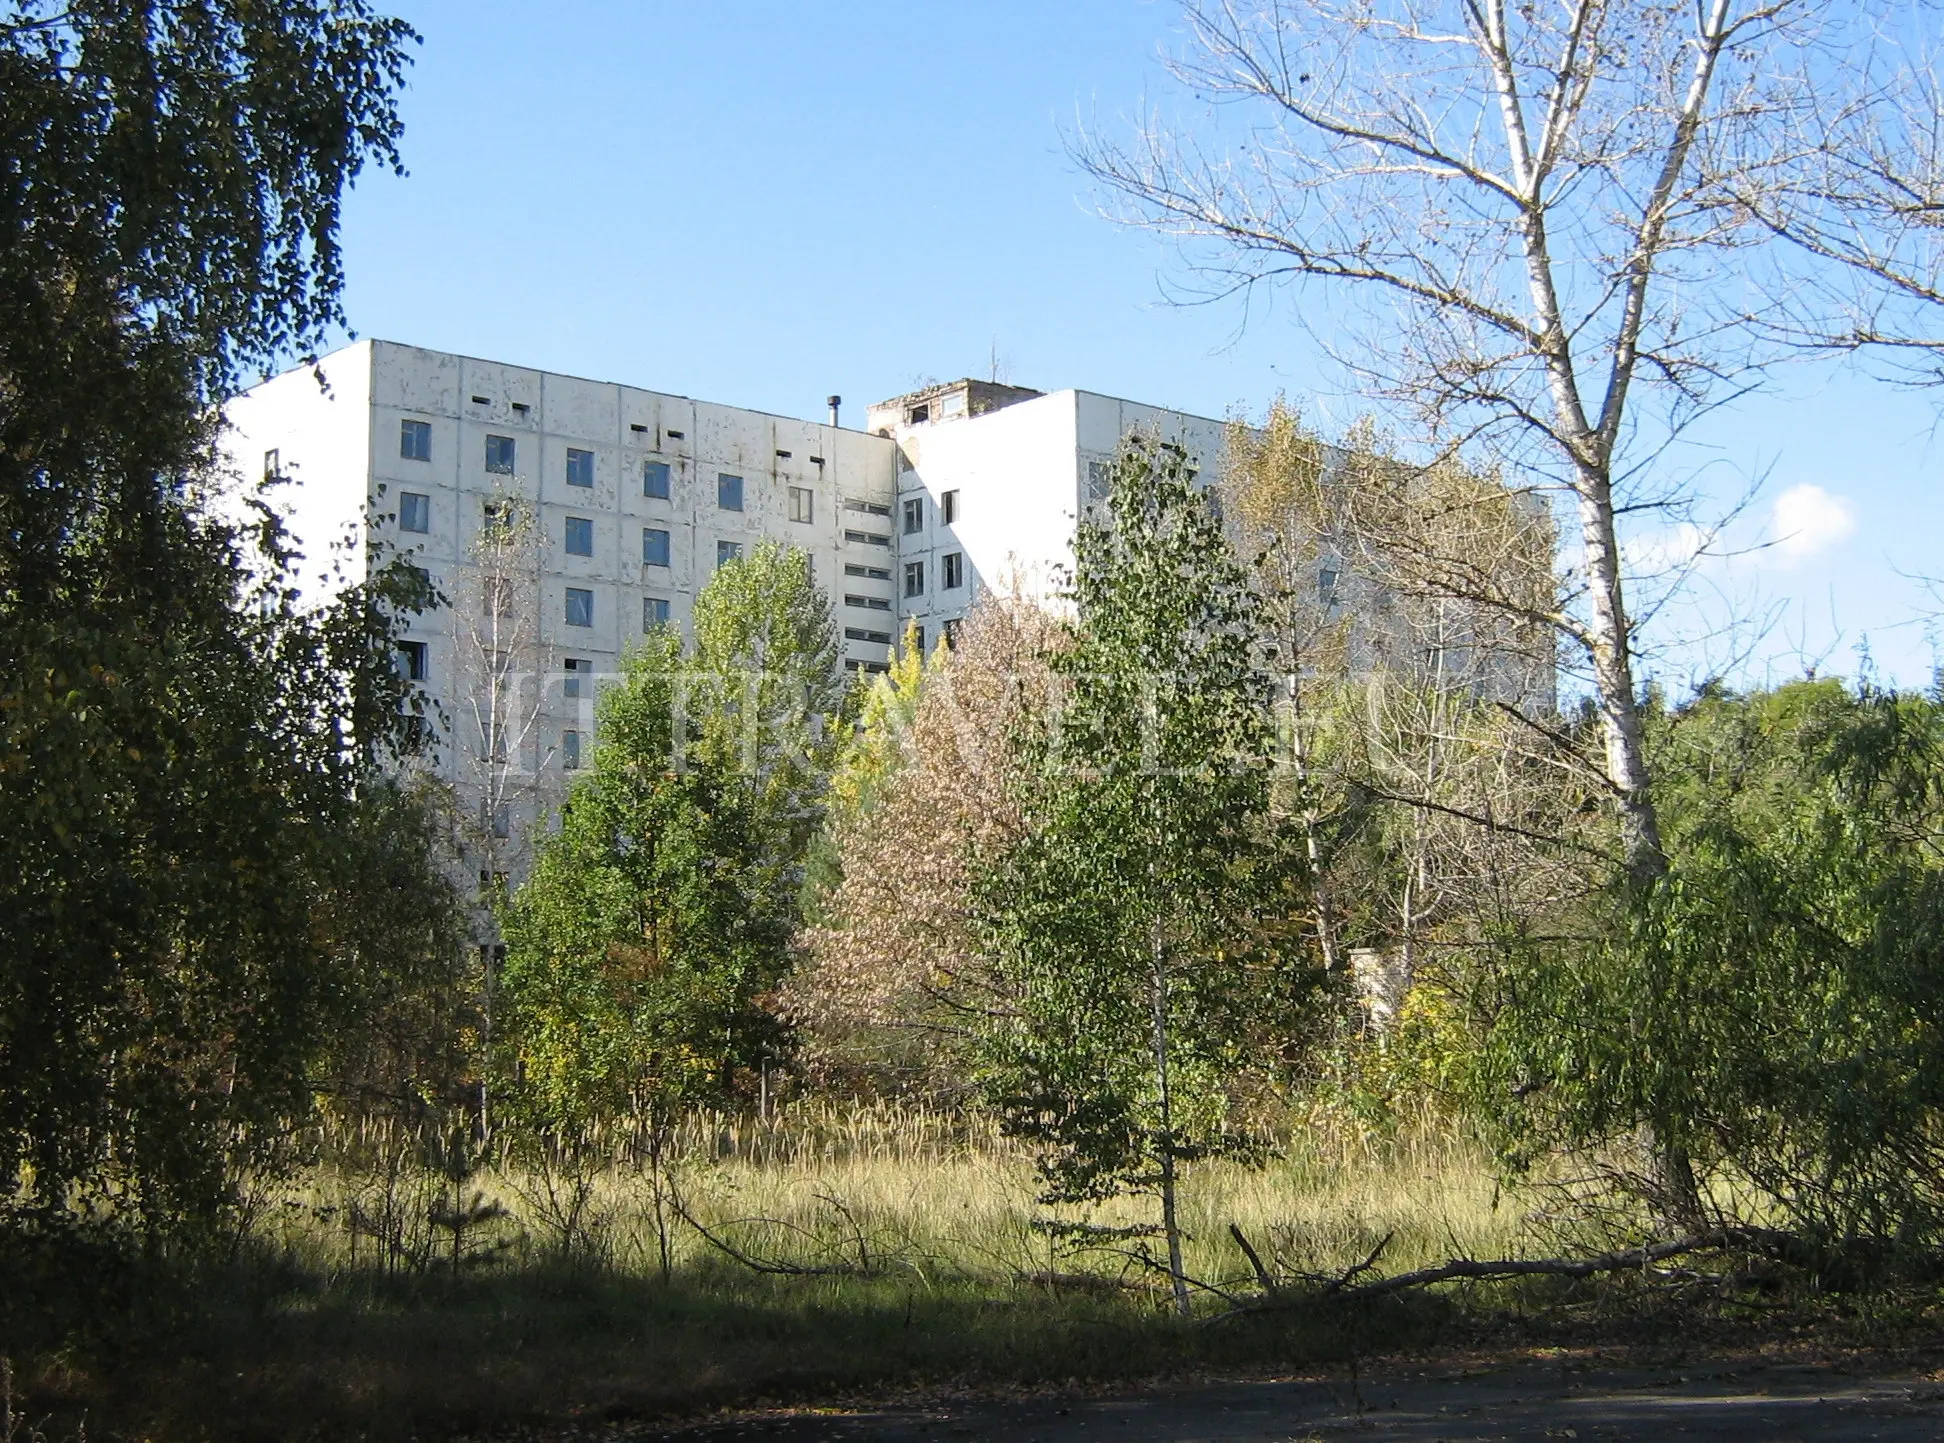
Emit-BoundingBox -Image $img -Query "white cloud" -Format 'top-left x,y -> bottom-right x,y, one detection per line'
1769,484 -> 1856,564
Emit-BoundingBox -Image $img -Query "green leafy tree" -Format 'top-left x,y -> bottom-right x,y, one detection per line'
500,632 -> 797,1121
0,1 -> 430,1238
686,540 -> 844,883
498,545 -> 842,1258
1481,680 -> 1944,1257
972,439 -> 1321,1313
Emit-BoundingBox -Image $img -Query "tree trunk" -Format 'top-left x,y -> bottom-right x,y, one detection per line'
1574,470 -> 1665,879
1149,911 -> 1191,1317
1285,666 -> 1340,971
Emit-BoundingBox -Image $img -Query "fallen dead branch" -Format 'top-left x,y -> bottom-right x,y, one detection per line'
1209,1226 -> 1779,1320
665,1182 -> 895,1278
1337,1229 -> 1745,1300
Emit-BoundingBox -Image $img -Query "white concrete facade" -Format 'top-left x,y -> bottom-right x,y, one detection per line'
868,380 -> 1232,652
225,341 -> 904,795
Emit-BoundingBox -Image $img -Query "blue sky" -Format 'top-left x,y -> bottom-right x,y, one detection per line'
330,0 -> 1944,690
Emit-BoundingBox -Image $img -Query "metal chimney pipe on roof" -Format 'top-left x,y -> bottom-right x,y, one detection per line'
827,394 -> 842,428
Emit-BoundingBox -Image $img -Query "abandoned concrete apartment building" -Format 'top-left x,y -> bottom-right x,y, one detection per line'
226,339 -> 1547,863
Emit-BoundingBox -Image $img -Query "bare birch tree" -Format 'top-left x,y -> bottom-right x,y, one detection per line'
446,489 -> 557,1135
1079,0 -> 1876,880
1729,31 -> 1944,379
449,490 -> 554,900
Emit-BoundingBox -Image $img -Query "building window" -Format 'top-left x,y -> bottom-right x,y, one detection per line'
912,625 -> 926,653
902,497 -> 924,535
942,617 -> 962,648
789,486 -> 814,523
565,587 -> 594,627
564,516 -> 593,556
262,448 -> 281,482
563,656 -> 586,699
643,459 -> 671,499
904,560 -> 925,597
717,473 -> 744,511
942,489 -> 959,524
844,498 -> 891,517
399,491 -> 430,534
942,551 -> 965,590
845,626 -> 894,645
642,527 -> 671,567
400,419 -> 431,461
1086,460 -> 1111,503
562,729 -> 582,771
398,640 -> 427,681
716,540 -> 743,569
644,596 -> 671,630
845,593 -> 891,612
566,448 -> 594,488
845,563 -> 891,581
486,434 -> 516,474
844,529 -> 890,547
1318,567 -> 1340,603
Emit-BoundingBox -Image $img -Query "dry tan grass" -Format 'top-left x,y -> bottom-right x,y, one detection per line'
275,1099 -> 1532,1296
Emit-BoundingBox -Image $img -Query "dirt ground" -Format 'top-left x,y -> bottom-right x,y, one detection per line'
637,1358 -> 1944,1441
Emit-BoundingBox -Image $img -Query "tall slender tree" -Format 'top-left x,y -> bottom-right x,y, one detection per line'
973,438 -> 1319,1314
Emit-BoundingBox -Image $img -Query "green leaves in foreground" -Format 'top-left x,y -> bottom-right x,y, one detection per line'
499,544 -> 842,1131
1482,680 -> 1944,1252
971,438 -> 1324,1295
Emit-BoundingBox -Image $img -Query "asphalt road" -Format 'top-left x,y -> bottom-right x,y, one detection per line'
645,1360 -> 1944,1441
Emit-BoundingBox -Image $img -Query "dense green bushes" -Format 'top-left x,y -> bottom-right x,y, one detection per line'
1481,682 -> 1944,1255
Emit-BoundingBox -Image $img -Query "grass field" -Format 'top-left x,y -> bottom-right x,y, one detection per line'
0,1103 -> 1716,1442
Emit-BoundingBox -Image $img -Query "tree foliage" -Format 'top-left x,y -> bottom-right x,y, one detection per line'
1481,681 -> 1944,1253
499,544 -> 842,1133
788,599 -> 1063,1090
499,632 -> 793,1134
971,438 -> 1324,1309
0,0 -> 431,1235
